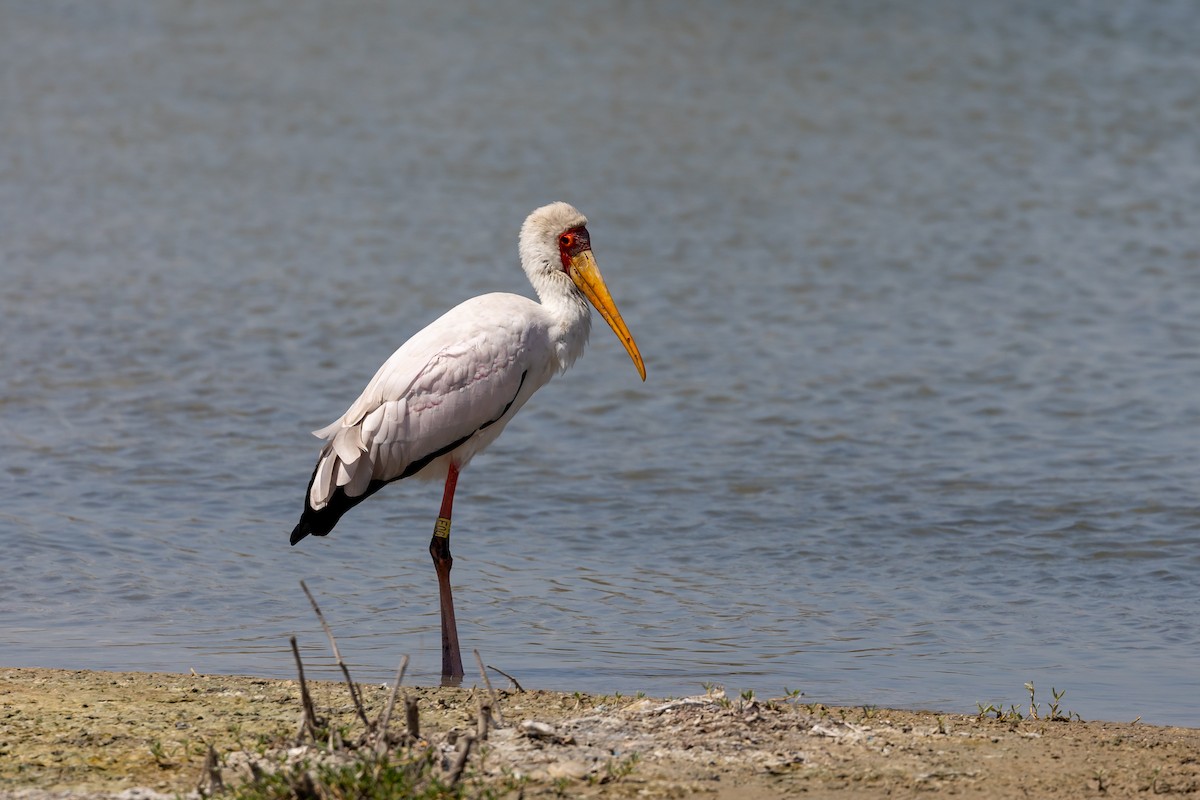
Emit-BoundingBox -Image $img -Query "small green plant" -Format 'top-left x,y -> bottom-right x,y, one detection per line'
228,749 -> 469,800
976,702 -> 1023,722
1047,686 -> 1071,721
231,745 -> 524,800
1026,681 -> 1082,722
605,752 -> 641,782
148,739 -> 171,769
860,704 -> 878,720
978,681 -> 1082,725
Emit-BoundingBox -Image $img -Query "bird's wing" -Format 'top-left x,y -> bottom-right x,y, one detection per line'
308,295 -> 546,508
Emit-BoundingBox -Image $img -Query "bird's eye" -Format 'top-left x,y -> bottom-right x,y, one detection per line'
559,233 -> 573,248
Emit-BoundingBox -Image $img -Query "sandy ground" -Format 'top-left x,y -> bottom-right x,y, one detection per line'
1,668 -> 1197,798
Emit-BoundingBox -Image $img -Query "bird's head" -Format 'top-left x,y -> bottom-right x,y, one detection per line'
520,202 -> 646,381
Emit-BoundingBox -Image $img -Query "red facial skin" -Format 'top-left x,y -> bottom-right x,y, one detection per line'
557,225 -> 592,273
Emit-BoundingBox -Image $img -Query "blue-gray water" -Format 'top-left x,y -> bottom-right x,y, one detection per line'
3,1 -> 1198,727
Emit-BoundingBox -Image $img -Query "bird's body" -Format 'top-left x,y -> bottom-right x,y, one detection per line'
290,290 -> 584,544
289,202 -> 645,680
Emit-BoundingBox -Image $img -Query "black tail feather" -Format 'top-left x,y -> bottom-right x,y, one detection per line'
289,368 -> 526,544
289,370 -> 526,545
289,463 -> 387,545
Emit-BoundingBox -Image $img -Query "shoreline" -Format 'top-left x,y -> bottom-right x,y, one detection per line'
1,667 -> 1197,798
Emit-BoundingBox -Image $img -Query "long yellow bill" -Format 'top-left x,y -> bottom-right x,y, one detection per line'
569,250 -> 647,381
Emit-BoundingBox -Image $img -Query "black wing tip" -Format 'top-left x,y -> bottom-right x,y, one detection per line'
290,470 -> 389,548
289,487 -> 369,546
291,459 -> 337,546
289,510 -> 332,545
289,524 -> 309,546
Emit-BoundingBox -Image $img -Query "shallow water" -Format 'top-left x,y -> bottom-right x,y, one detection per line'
2,0 -> 1198,726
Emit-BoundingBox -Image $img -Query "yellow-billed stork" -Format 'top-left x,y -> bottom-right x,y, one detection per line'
289,202 -> 645,680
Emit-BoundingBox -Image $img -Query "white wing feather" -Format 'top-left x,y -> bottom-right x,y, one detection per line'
308,294 -> 555,510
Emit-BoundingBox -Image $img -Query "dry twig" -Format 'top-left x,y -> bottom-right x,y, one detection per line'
374,654 -> 410,754
299,580 -> 371,731
487,663 -> 525,692
474,649 -> 505,727
406,696 -> 421,741
197,743 -> 224,796
290,635 -> 321,744
447,733 -> 476,787
477,701 -> 492,740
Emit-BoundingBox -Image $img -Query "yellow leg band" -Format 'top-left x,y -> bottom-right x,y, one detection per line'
433,517 -> 452,539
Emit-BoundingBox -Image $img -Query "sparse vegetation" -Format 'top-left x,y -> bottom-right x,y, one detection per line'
977,701 -> 1025,723
234,744 -> 525,800
196,584 -> 525,800
978,681 -> 1084,724
593,752 -> 641,785
4,667 -> 1197,800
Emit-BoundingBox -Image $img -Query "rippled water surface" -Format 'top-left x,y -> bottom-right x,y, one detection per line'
3,1 -> 1199,726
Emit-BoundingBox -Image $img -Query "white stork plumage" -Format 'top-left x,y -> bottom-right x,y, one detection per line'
289,202 -> 645,680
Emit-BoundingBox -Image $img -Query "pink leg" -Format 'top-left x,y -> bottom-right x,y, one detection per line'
429,463 -> 464,681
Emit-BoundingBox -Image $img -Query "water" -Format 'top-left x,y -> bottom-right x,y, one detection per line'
2,0 -> 1199,726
